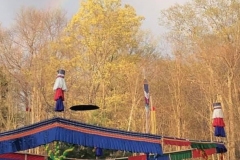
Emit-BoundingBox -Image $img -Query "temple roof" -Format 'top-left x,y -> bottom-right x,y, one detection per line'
0,117 -> 162,154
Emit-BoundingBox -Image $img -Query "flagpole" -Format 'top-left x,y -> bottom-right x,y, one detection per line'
143,68 -> 151,134
150,96 -> 156,134
146,107 -> 149,133
127,103 -> 134,132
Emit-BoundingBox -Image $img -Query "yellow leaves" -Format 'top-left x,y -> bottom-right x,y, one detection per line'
47,0 -> 146,129
58,0 -> 144,98
66,0 -> 143,55
205,6 -> 220,17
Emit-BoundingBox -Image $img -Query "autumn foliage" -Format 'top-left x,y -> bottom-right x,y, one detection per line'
0,0 -> 239,159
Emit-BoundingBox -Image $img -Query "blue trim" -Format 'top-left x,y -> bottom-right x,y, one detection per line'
0,118 -> 161,139
0,118 -> 163,155
0,128 -> 56,154
0,117 -> 227,155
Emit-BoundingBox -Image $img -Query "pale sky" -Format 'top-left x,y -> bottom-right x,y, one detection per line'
0,0 -> 189,36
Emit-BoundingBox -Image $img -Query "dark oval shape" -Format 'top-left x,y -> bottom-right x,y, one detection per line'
70,105 -> 99,111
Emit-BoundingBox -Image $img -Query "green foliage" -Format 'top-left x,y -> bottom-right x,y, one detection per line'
45,142 -> 75,160
45,142 -> 132,159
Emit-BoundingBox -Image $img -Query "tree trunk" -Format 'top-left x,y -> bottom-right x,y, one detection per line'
227,70 -> 235,159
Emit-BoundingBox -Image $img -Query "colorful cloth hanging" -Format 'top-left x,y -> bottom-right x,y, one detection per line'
212,102 -> 226,137
163,138 -> 191,146
128,154 -> 146,160
216,143 -> 227,153
191,142 -> 217,149
53,69 -> 67,112
192,148 -> 216,158
169,150 -> 192,160
144,79 -> 150,111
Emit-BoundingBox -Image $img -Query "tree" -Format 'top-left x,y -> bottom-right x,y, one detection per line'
0,27 -> 22,131
160,0 -> 240,158
0,7 -> 68,154
56,0 -> 144,128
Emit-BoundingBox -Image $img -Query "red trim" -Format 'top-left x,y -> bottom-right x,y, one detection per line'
0,153 -> 45,160
163,138 -> 191,146
129,154 -> 146,160
192,148 -> 216,158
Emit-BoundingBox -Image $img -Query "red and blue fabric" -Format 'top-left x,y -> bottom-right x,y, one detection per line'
0,117 -> 163,155
144,79 -> 150,111
212,102 -> 226,137
53,69 -> 67,112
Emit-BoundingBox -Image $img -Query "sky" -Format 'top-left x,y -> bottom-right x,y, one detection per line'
0,0 -> 189,37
